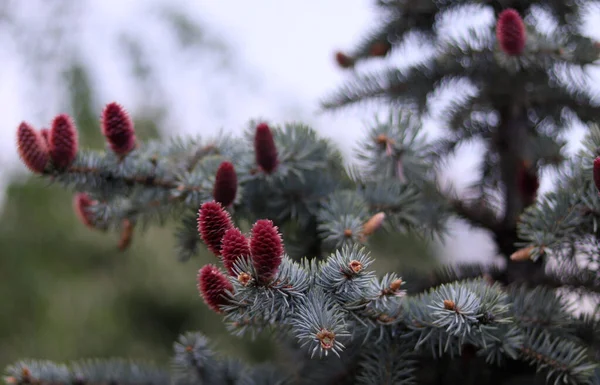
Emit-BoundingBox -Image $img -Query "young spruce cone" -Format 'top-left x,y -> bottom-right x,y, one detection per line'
16,122 -> 50,174
101,102 -> 137,156
254,123 -> 279,174
73,193 -> 96,229
517,161 -> 539,206
594,156 -> 600,193
334,51 -> 355,69
221,227 -> 251,276
496,9 -> 526,56
49,114 -> 78,168
369,41 -> 391,57
197,264 -> 233,313
213,161 -> 238,207
250,219 -> 283,283
197,201 -> 234,256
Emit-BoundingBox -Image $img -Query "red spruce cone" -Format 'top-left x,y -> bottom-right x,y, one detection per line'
221,227 -> 251,275
517,161 -> 539,206
197,201 -> 234,256
16,122 -> 50,174
101,102 -> 137,156
496,9 -> 526,56
369,41 -> 391,57
49,114 -> 78,168
593,157 -> 600,193
250,219 -> 283,283
197,264 -> 233,313
73,192 -> 96,228
254,123 -> 279,174
334,51 -> 355,69
213,161 -> 238,207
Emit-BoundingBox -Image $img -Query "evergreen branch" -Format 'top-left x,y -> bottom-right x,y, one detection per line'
446,195 -> 500,232
572,314 -> 600,362
321,66 -> 448,112
519,328 -> 598,385
542,262 -> 600,296
403,279 -> 513,358
355,334 -> 417,385
4,359 -> 169,385
508,285 -> 574,332
401,263 -> 502,294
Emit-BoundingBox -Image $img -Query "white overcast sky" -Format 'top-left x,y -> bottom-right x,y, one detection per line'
2,0 -> 600,262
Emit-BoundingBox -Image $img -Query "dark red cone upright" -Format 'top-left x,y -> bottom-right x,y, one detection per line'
369,41 -> 391,57
101,102 -> 137,156
593,157 -> 600,193
213,161 -> 238,207
517,163 -> 539,206
73,193 -> 96,228
334,51 -> 355,69
250,219 -> 283,283
221,227 -> 251,275
197,201 -> 234,256
254,123 -> 278,174
496,9 -> 526,56
16,122 -> 50,174
49,114 -> 78,168
197,264 -> 233,313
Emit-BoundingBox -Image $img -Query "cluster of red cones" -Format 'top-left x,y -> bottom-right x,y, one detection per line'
16,103 -> 286,314
16,102 -> 137,175
196,201 -> 284,313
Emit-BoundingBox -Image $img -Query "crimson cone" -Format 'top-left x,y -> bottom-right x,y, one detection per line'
49,114 -> 78,168
197,264 -> 233,313
250,219 -> 283,283
254,123 -> 278,174
369,41 -> 391,57
197,201 -> 234,256
221,227 -> 251,275
101,102 -> 137,156
16,122 -> 50,174
213,161 -> 238,207
517,162 -> 539,206
496,9 -> 526,56
594,157 -> 600,193
335,51 -> 355,69
73,193 -> 96,228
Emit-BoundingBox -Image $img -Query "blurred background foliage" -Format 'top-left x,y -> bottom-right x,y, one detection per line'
0,0 -> 438,370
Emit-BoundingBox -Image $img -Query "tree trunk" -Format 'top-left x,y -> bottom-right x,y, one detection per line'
494,102 -> 546,287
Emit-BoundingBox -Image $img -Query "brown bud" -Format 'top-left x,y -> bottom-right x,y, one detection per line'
389,279 -> 403,292
362,212 -> 385,237
343,229 -> 353,237
118,219 -> 134,251
237,272 -> 252,286
316,329 -> 336,350
443,299 -> 456,311
369,41 -> 391,57
21,367 -> 31,380
510,246 -> 534,261
334,52 -> 355,69
377,314 -> 395,323
349,260 -> 363,273
375,134 -> 388,145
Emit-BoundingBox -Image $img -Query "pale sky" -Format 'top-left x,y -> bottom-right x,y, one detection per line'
2,0 -> 600,263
